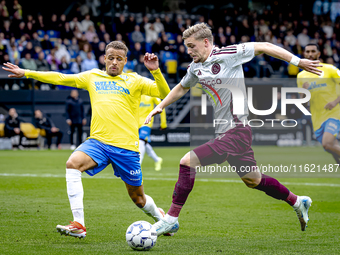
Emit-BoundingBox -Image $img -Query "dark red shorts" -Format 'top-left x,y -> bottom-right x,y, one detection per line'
193,125 -> 257,177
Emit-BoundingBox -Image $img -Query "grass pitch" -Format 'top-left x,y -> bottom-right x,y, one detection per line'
0,146 -> 339,254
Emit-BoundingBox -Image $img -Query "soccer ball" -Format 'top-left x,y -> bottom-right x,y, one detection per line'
126,221 -> 157,251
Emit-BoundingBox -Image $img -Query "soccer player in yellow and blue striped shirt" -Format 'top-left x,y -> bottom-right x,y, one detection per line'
139,95 -> 167,170
297,43 -> 340,163
3,41 -> 170,238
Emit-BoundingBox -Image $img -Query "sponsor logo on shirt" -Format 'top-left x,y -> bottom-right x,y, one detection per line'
139,102 -> 151,107
308,81 -> 327,90
94,81 -> 130,95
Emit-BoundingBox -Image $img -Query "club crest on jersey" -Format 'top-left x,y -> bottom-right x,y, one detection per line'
197,70 -> 202,75
212,63 -> 221,74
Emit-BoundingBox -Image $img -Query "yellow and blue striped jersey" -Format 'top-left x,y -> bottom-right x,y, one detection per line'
25,68 -> 170,152
297,63 -> 340,131
139,95 -> 167,129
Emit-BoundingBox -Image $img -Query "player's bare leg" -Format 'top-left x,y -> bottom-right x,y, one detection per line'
322,132 -> 340,163
125,183 -> 164,222
56,151 -> 97,238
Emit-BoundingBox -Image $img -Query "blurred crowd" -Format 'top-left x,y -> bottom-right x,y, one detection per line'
0,0 -> 340,90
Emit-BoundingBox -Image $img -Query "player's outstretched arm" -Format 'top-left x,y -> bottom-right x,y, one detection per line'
253,42 -> 323,76
2,62 -> 77,87
145,83 -> 189,124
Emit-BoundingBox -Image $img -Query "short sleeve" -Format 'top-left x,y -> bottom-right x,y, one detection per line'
231,42 -> 255,67
180,63 -> 199,88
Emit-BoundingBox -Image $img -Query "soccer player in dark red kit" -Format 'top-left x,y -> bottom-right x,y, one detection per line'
145,23 -> 323,235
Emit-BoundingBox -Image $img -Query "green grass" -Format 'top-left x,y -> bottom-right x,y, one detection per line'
0,146 -> 340,254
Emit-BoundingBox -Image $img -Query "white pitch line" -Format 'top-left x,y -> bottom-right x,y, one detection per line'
1,173 -> 340,187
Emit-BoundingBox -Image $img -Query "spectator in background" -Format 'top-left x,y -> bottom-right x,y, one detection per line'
94,41 -> 105,60
151,37 -> 162,56
0,39 -> 7,62
34,109 -> 63,150
115,14 -> 129,42
21,41 -> 35,59
145,23 -> 159,44
131,25 -> 144,44
72,25 -> 83,40
285,30 -> 297,47
58,14 -> 67,30
25,21 -> 35,40
98,55 -> 105,71
55,38 -> 71,63
68,37 -> 80,54
154,17 -> 164,34
47,14 -> 59,32
69,16 -> 83,32
41,34 -> 53,50
0,0 -> 9,19
70,55 -> 82,73
163,15 -> 174,34
139,15 -> 149,33
174,15 -> 185,35
81,51 -> 98,71
4,108 -> 24,149
31,32 -> 42,48
81,13 -> 95,33
126,15 -> 136,34
97,23 -> 108,42
184,18 -> 192,30
177,44 -> 191,77
20,52 -> 37,70
35,14 -> 46,31
297,28 -> 310,48
90,36 -> 100,56
13,21 -> 26,39
85,25 -> 97,43
103,32 -> 111,45
60,22 -> 74,40
129,42 -> 144,61
35,51 -> 50,71
79,43 -> 95,60
65,89 -> 86,150
46,48 -> 60,71
8,43 -> 20,63
3,20 -> 13,39
58,55 -> 70,71
12,0 -> 22,20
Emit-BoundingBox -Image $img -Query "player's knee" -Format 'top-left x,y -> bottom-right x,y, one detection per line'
322,142 -> 333,152
242,177 -> 261,188
66,157 -> 81,170
180,156 -> 190,166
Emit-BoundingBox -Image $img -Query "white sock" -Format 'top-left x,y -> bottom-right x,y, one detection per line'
66,168 -> 85,226
292,196 -> 301,208
165,214 -> 178,224
139,140 -> 146,164
145,143 -> 159,162
141,194 -> 163,222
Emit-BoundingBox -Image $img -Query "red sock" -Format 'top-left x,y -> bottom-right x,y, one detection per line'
285,191 -> 298,206
167,203 -> 183,217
